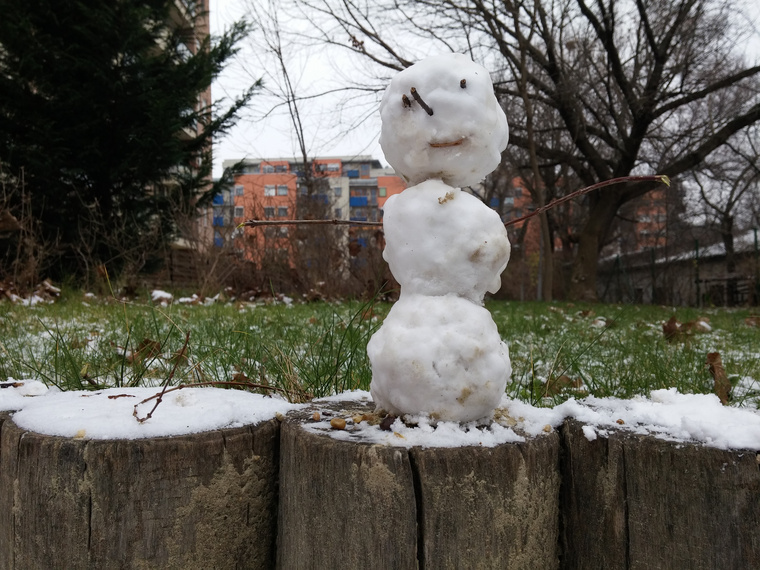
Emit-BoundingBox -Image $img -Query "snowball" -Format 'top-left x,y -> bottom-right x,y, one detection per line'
382,179 -> 510,301
379,53 -> 508,188
368,294 -> 511,422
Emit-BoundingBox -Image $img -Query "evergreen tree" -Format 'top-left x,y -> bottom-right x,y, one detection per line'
0,0 -> 257,282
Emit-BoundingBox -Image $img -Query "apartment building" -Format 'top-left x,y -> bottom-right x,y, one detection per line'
215,156 -> 406,266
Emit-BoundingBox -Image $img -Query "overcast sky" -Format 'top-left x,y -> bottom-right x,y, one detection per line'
209,0 -> 760,179
209,0 -> 386,178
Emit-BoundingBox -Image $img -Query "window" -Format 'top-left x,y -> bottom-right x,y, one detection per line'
234,185 -> 244,196
263,164 -> 275,173
275,164 -> 288,173
264,185 -> 275,197
335,208 -> 343,218
234,206 -> 245,218
244,165 -> 258,174
326,163 -> 340,172
277,206 -> 288,217
379,187 -> 387,197
333,186 -> 342,197
264,207 -> 275,218
277,185 -> 288,196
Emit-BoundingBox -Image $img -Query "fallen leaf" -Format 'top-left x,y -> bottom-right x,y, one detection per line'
128,338 -> 162,364
663,316 -> 682,341
706,352 -> 731,405
544,375 -> 582,396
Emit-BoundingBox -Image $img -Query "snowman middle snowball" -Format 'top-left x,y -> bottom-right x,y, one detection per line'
368,53 -> 512,423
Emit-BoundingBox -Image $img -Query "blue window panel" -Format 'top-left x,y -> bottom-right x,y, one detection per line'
212,194 -> 224,205
489,197 -> 499,208
357,238 -> 368,248
213,216 -> 224,226
350,216 -> 368,222
346,169 -> 359,178
214,237 -> 224,247
350,196 -> 368,207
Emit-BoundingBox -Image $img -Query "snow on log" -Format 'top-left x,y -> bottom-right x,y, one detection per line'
0,416 -> 280,569
560,419 -> 760,570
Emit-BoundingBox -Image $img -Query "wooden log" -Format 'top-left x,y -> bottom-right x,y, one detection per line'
277,400 -> 560,569
411,432 -> 560,569
560,419 -> 760,570
276,401 -> 419,569
0,416 -> 280,570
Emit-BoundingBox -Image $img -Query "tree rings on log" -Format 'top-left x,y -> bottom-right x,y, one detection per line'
0,416 -> 280,570
277,399 -> 561,569
560,419 -> 760,570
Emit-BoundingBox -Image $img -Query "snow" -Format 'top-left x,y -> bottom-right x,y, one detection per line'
379,53 -> 509,188
2,382 -> 302,440
369,53 -> 512,422
151,289 -> 173,305
307,388 -> 760,450
367,294 -> 510,422
2,382 -> 759,450
381,180 -> 510,301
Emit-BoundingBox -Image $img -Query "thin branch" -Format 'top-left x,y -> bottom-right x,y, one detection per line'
240,218 -> 383,228
240,175 -> 670,231
132,331 -> 190,423
504,175 -> 670,228
132,380 -> 300,424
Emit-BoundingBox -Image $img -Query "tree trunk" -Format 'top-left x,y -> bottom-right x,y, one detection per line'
539,210 -> 553,301
0,415 -> 280,570
560,420 -> 760,569
568,192 -> 621,301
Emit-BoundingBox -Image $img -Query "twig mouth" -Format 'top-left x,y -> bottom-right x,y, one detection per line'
429,137 -> 466,148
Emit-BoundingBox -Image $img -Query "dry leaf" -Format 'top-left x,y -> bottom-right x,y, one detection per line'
745,316 -> 760,327
706,352 -> 730,405
663,316 -> 682,341
128,338 -> 162,364
544,374 -> 582,396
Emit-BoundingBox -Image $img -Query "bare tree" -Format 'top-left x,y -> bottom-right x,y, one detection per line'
286,0 -> 760,300
689,126 -> 760,302
242,0 -> 350,293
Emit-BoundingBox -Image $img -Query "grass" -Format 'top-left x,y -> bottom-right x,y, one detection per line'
2,290 -> 759,408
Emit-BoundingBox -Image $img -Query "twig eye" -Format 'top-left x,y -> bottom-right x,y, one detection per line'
402,94 -> 411,108
410,87 -> 434,116
460,79 -> 467,88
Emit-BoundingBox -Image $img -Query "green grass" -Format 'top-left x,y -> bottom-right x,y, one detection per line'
2,291 -> 759,408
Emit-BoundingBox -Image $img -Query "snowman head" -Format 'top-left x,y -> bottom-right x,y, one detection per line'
379,53 -> 509,188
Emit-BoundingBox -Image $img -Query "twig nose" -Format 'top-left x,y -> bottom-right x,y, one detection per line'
410,87 -> 434,116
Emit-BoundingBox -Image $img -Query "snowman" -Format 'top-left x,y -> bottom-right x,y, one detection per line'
367,53 -> 512,423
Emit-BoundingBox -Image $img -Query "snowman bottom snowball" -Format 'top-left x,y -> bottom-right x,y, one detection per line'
368,294 -> 511,423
